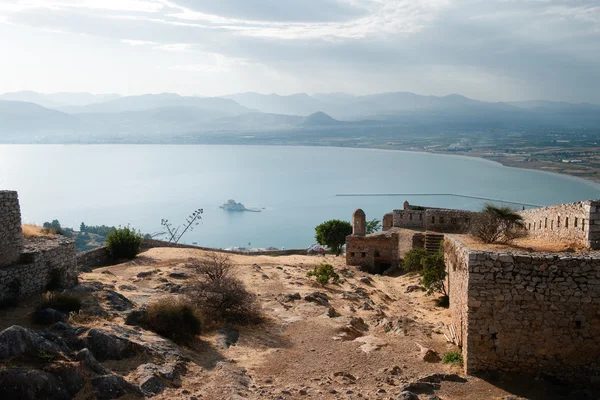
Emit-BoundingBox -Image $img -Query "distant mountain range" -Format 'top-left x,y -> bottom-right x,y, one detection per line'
1,90 -> 599,141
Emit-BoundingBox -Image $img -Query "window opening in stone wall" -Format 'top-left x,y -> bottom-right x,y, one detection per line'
440,217 -> 445,224
451,218 -> 457,225
539,221 -> 542,230
582,219 -> 585,231
528,223 -> 531,230
566,217 -> 569,228
409,214 -> 413,220
545,218 -> 548,228
576,321 -> 582,329
575,218 -> 578,228
419,214 -> 422,220
374,251 -> 381,257
557,216 -> 561,228
533,222 -> 536,230
465,218 -> 470,224
350,252 -> 355,257
551,220 -> 554,230
361,252 -> 366,258
431,216 -> 435,224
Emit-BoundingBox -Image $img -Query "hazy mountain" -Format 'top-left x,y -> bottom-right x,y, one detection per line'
223,92 -> 332,116
300,112 -> 342,127
0,91 -> 121,108
0,101 -> 79,133
61,93 -> 249,115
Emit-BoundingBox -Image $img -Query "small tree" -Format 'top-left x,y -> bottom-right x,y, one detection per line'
401,247 -> 428,273
315,219 -> 352,256
106,226 -> 143,259
470,204 -> 526,244
307,264 -> 340,285
366,218 -> 381,234
421,252 -> 447,296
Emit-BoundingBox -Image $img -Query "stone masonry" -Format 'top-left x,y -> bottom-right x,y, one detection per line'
0,191 -> 23,267
0,190 -> 78,302
518,200 -> 600,249
445,235 -> 600,383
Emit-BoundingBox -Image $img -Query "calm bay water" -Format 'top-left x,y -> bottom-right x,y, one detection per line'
1,145 -> 599,249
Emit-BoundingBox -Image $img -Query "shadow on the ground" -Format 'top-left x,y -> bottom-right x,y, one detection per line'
475,371 -> 599,400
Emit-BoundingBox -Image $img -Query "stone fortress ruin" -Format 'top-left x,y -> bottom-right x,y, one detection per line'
0,190 -> 78,303
347,199 -> 600,384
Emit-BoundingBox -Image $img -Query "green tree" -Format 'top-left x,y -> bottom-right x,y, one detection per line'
80,222 -> 86,232
366,218 -> 381,234
401,247 -> 428,273
315,219 -> 352,256
422,252 -> 447,296
106,226 -> 143,259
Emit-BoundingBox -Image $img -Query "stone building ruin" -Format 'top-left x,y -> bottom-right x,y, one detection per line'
0,190 -> 78,303
346,199 -> 600,383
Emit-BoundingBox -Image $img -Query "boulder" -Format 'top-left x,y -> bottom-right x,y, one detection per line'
0,369 -> 71,400
134,362 -> 186,395
156,283 -> 182,293
34,308 -> 67,325
91,375 -> 142,400
118,285 -> 137,291
417,373 -> 467,384
137,271 -> 155,278
84,329 -> 138,361
397,392 -> 419,400
70,282 -> 105,293
125,309 -> 148,326
104,290 -> 134,311
279,293 -> 301,303
399,382 -> 439,394
304,292 -> 329,306
216,328 -> 240,349
168,271 -> 189,279
76,348 -> 110,375
0,325 -> 61,360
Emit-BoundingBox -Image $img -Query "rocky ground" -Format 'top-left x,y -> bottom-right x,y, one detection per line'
0,248 -> 593,399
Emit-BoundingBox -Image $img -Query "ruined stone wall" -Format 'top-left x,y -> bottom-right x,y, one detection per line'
444,237 -> 472,366
0,237 -> 77,303
76,246 -> 112,269
518,200 -> 600,249
0,190 -> 23,267
382,213 -> 393,231
392,210 -> 426,229
425,209 -> 475,233
346,232 -> 400,273
446,235 -> 600,382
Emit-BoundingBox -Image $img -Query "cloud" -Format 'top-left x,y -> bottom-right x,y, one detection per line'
0,0 -> 599,102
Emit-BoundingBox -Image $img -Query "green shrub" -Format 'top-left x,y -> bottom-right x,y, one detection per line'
106,226 -> 143,259
401,248 -> 428,273
141,297 -> 202,343
422,252 -> 448,296
307,264 -> 340,285
37,292 -> 82,313
442,350 -> 463,365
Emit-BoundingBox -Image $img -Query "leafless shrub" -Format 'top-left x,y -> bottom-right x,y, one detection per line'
187,252 -> 261,326
470,204 -> 526,244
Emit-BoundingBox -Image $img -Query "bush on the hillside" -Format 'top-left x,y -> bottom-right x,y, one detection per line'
307,263 -> 340,285
315,219 -> 352,256
37,292 -> 82,313
442,350 -> 463,365
470,204 -> 526,244
187,252 -> 261,326
422,252 -> 448,296
106,226 -> 143,259
140,297 -> 202,343
401,248 -> 428,273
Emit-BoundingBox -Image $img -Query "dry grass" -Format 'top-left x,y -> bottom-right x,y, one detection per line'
21,224 -> 55,238
456,234 -> 588,253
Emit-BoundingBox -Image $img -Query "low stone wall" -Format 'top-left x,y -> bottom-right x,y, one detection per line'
445,235 -> 600,383
0,237 -> 77,303
518,200 -> 600,249
76,247 -> 112,269
0,190 -> 23,267
392,209 -> 426,229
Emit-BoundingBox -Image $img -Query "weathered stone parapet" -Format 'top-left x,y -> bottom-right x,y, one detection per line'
518,200 -> 600,249
445,235 -> 600,383
0,190 -> 23,267
0,236 -> 78,302
392,207 -> 475,233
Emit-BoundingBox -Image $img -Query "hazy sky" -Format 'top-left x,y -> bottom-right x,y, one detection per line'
1,0 -> 599,103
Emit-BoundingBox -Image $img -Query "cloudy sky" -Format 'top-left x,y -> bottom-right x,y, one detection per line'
0,0 -> 599,103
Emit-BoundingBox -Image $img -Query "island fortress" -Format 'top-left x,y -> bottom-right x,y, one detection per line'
347,199 -> 600,383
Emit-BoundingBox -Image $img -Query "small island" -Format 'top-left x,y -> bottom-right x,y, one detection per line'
219,199 -> 261,212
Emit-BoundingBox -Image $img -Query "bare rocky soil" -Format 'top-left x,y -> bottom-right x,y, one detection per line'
0,248 -> 592,399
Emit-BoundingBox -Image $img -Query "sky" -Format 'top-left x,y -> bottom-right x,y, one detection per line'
0,0 -> 599,103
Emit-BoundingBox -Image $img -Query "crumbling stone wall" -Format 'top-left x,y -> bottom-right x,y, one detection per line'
0,190 -> 23,267
0,237 -> 77,303
346,231 -> 400,273
518,200 -> 600,249
382,213 -> 393,231
392,209 -> 426,229
446,235 -> 600,383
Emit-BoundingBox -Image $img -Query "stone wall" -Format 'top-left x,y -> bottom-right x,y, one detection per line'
425,209 -> 475,233
382,213 -> 393,231
518,200 -> 600,249
392,208 -> 474,233
0,190 -> 23,267
0,237 -> 77,303
445,235 -> 600,383
346,231 -> 400,273
76,246 -> 112,269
